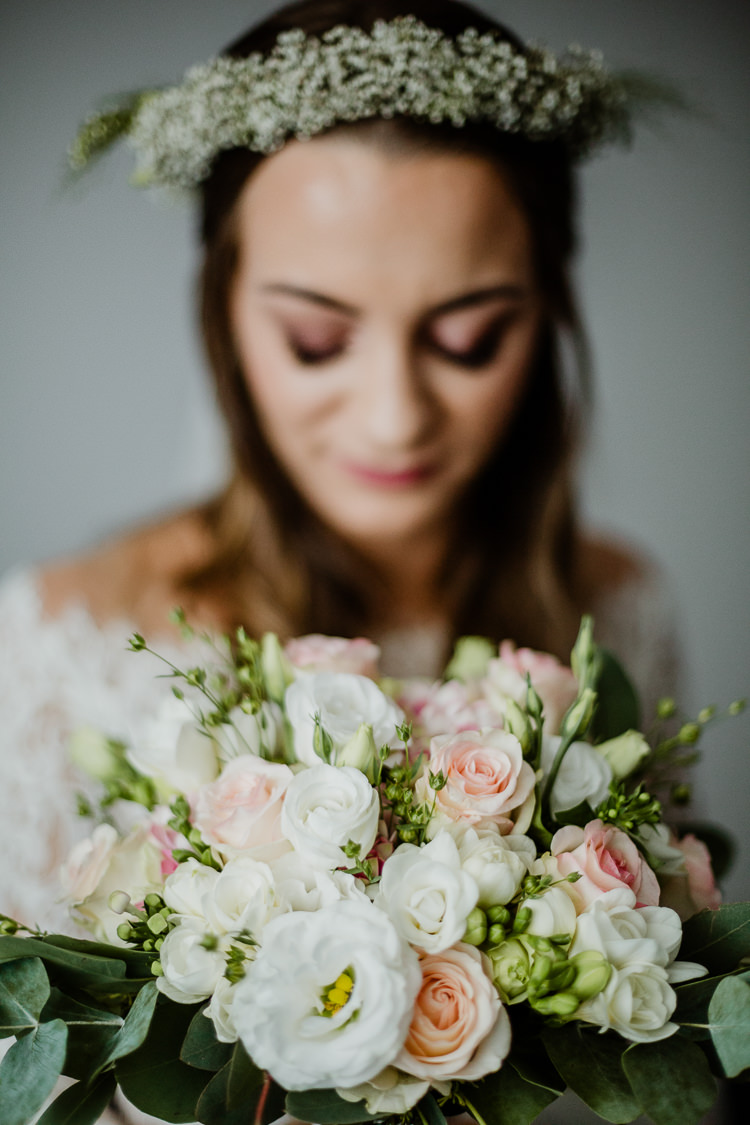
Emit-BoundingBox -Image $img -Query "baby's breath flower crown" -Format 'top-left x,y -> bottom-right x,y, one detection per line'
70,16 -> 638,190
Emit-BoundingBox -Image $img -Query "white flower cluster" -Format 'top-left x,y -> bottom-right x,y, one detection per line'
107,17 -> 629,189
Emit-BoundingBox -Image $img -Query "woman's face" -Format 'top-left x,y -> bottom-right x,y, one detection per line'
229,135 -> 542,557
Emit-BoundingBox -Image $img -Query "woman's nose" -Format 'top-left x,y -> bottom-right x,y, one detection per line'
359,340 -> 436,450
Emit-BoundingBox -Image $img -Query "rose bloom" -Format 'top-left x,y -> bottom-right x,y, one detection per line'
552,819 -> 660,908
669,833 -> 722,915
193,755 -> 294,859
417,729 -> 536,835
285,634 -> 381,679
483,641 -> 578,735
396,944 -> 511,1081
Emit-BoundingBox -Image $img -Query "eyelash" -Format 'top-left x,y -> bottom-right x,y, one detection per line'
287,316 -> 512,369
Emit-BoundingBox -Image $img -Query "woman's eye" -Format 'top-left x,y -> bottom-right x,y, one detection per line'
431,319 -> 509,370
285,333 -> 348,366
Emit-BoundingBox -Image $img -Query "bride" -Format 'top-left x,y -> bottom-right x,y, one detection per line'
0,1 -> 696,1121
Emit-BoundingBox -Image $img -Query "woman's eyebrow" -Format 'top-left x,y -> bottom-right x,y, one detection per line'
259,281 -> 527,316
260,283 -> 358,314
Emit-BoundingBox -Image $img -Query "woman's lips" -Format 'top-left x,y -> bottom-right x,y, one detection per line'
341,459 -> 437,487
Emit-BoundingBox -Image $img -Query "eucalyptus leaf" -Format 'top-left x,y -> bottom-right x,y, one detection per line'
42,987 -> 123,1080
0,956 -> 50,1034
115,998 -> 210,1122
42,934 -> 156,977
622,1036 -> 716,1125
463,1063 -> 559,1125
181,1004 -> 233,1071
91,979 -> 158,1077
552,800 -> 596,830
589,648 -> 640,741
707,975 -> 750,1078
418,1094 -> 447,1125
36,1072 -> 117,1125
0,934 -> 134,998
542,1025 -> 639,1122
0,1018 -> 68,1125
285,1088 -> 380,1123
674,970 -> 750,1041
679,903 -> 750,975
194,1054 -> 264,1125
227,1039 -> 264,1109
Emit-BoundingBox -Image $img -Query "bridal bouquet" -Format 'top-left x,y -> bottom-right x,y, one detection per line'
1,618 -> 748,1125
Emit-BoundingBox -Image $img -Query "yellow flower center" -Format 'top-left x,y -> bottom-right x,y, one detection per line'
321,970 -> 355,1016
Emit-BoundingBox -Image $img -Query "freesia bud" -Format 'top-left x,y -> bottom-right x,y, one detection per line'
261,632 -> 292,703
570,616 -> 595,684
336,723 -> 379,782
462,907 -> 488,947
568,950 -> 612,1001
108,891 -> 132,915
596,730 -> 651,779
532,990 -> 580,1019
560,688 -> 597,741
487,937 -> 532,1002
503,699 -> 532,754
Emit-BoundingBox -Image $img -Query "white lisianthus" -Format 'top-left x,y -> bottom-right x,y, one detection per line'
205,976 -> 240,1044
127,695 -> 219,795
211,702 -> 284,762
637,822 -> 688,875
375,832 -> 478,952
163,857 -> 219,920
281,764 -> 379,870
337,1068 -> 438,1115
520,885 -> 578,938
203,856 -> 282,937
271,850 -> 366,912
231,898 -> 421,1090
576,960 -> 679,1043
157,917 -> 227,1004
452,826 -> 534,908
540,735 -> 612,816
285,672 -> 404,767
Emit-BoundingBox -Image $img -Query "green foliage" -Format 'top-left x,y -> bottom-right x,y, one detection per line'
195,1042 -> 266,1125
622,1037 -> 716,1125
465,1061 -> 561,1125
285,1088 -> 380,1123
0,956 -> 50,1034
542,1025 -> 639,1122
707,975 -> 750,1077
679,903 -> 750,975
41,987 -> 122,1080
37,1073 -> 117,1125
181,1004 -> 233,1071
589,648 -> 640,742
0,1019 -> 68,1125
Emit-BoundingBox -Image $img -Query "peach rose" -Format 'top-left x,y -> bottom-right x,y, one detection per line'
396,944 -> 511,1081
284,634 -> 380,679
484,642 -> 578,735
193,755 -> 294,858
552,819 -> 660,908
417,729 -> 536,835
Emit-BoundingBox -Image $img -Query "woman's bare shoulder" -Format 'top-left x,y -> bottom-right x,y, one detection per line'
37,508 -> 215,637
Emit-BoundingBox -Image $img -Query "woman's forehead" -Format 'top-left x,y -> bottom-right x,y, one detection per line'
232,135 -> 536,302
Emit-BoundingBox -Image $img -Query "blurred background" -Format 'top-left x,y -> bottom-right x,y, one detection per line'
1,1 -> 748,898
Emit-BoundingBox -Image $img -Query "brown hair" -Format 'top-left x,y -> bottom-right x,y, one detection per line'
182,0 -> 591,659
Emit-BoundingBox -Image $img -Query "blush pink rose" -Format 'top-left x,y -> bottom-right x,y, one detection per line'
484,642 -> 578,734
552,819 -> 660,908
398,681 -> 503,755
396,944 -> 511,1081
659,833 -> 722,919
284,634 -> 380,679
194,756 -> 294,858
419,729 -> 536,835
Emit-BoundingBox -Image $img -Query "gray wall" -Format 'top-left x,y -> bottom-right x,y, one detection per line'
2,1 -> 748,898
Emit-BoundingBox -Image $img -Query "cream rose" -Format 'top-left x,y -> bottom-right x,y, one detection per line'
483,642 -> 578,735
552,819 -> 660,907
285,672 -> 404,767
576,960 -> 679,1043
280,763 -> 380,870
540,735 -> 612,816
396,944 -> 511,1081
203,855 -> 282,937
418,729 -> 536,835
193,754 -> 293,859
453,826 -> 533,908
156,917 -> 227,1005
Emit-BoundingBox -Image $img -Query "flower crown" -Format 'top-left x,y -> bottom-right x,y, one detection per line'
70,16 -> 637,191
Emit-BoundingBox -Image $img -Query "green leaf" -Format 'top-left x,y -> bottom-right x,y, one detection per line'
418,1094 -> 447,1125
674,970 -> 750,1041
542,1025 -> 640,1122
552,800 -> 596,829
464,1063 -> 560,1125
0,934 -> 136,999
41,934 -> 156,977
679,903 -> 750,975
195,1049 -> 265,1125
42,988 -> 123,1080
115,997 -> 210,1122
589,649 -> 640,742
91,978 -> 158,1077
622,1036 -> 716,1125
227,1039 -> 264,1109
0,1019 -> 68,1125
36,1072 -> 117,1125
285,1088 -> 380,1123
0,956 -> 50,1033
181,1004 -> 233,1071
707,975 -> 750,1078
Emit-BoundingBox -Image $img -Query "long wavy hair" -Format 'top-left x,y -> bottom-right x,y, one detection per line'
181,0 -> 592,659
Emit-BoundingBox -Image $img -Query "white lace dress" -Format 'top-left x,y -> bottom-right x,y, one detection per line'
0,563 -> 682,1125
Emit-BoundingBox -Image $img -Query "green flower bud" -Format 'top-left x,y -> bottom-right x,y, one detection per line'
596,730 -> 651,780
487,937 -> 532,1002
487,905 -> 512,927
570,615 -> 595,682
503,699 -> 532,754
656,697 -> 676,719
512,906 -> 532,934
679,722 -> 700,745
568,950 -> 612,1001
463,907 -> 488,947
444,635 -> 496,682
69,727 -> 123,782
336,723 -> 380,782
488,923 -> 506,945
108,890 -> 131,915
560,688 -> 597,741
116,922 -> 134,943
261,632 -> 292,704
729,699 -> 746,716
313,715 -> 334,764
532,990 -> 580,1018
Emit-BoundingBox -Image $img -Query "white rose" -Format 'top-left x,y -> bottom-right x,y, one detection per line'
203,856 -> 281,937
637,822 -> 688,876
163,857 -> 219,920
281,764 -> 379,870
211,703 -> 284,762
453,826 -> 533,908
541,735 -> 612,816
576,960 -> 679,1043
157,917 -> 227,1004
337,1068 -> 435,1115
270,850 -> 366,912
285,673 -> 404,767
232,898 -> 421,1090
521,885 -> 578,938
375,833 -> 478,953
205,976 -> 240,1044
128,695 -> 218,795
193,754 -> 293,859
